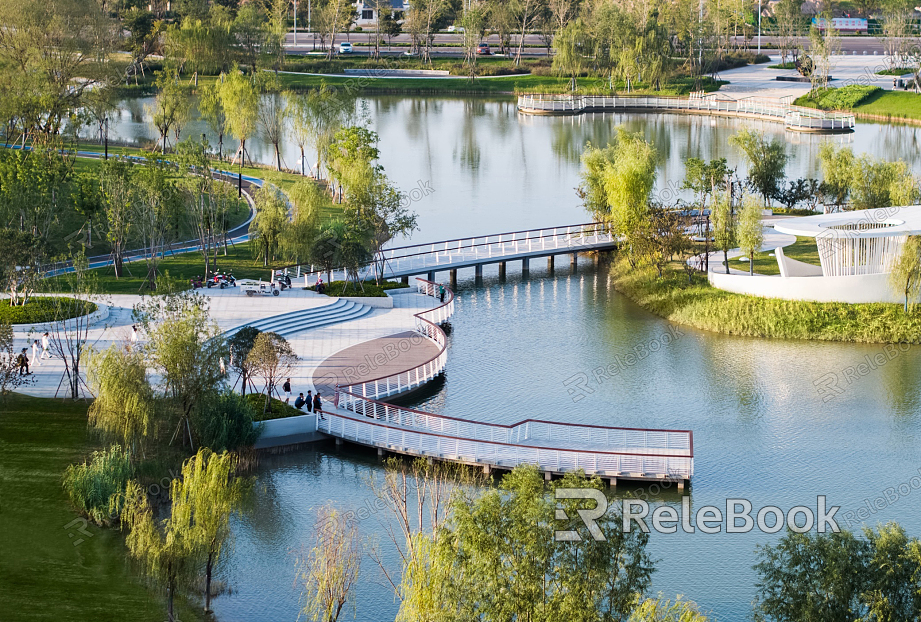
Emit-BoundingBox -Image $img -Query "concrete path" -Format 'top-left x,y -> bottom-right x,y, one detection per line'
8,287 -> 440,401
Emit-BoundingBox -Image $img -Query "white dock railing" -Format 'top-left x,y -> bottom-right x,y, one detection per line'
335,278 -> 453,405
318,409 -> 694,479
286,222 -> 616,284
517,94 -> 856,131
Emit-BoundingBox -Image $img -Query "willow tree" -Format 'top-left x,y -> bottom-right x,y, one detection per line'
579,129 -> 657,263
249,185 -> 289,266
729,129 -> 788,207
711,192 -> 736,274
87,344 -> 156,457
297,505 -> 363,622
170,448 -> 252,614
246,331 -> 297,413
220,67 -> 260,192
146,68 -> 191,154
890,235 -> 921,313
737,195 -> 765,276
121,479 -> 199,622
256,77 -> 289,171
553,18 -> 589,91
199,79 -> 227,160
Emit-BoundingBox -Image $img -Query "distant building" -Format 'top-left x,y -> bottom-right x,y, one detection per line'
354,0 -> 406,26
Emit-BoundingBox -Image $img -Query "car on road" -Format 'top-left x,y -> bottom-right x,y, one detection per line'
476,42 -> 491,55
339,42 -> 353,54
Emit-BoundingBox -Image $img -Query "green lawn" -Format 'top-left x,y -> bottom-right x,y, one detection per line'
612,259 -> 921,343
719,236 -> 821,276
43,241 -> 293,295
0,394 -> 204,622
794,86 -> 921,122
852,89 -> 921,121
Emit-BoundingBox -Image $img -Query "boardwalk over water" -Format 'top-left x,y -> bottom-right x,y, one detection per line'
315,279 -> 694,487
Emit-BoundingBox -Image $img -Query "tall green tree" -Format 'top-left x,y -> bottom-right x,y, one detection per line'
87,345 -> 156,457
553,18 -> 589,91
729,129 -> 788,206
736,195 -> 765,276
297,505 -> 363,622
249,185 -> 289,266
711,192 -> 736,274
889,235 -> 921,313
220,66 -> 260,173
170,448 -> 252,614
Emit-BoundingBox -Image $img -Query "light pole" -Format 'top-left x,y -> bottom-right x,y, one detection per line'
294,0 -> 297,46
757,0 -> 762,55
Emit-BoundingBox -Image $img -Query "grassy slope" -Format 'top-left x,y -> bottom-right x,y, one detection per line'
721,236 -> 820,276
0,394 -> 203,622
612,260 -> 921,343
852,90 -> 921,121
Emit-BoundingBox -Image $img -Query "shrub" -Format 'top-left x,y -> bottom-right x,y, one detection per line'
0,297 -> 96,325
308,279 -> 406,297
62,444 -> 133,526
193,391 -> 263,451
794,85 -> 881,110
245,393 -> 307,421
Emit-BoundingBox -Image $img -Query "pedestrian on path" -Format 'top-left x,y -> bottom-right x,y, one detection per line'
30,339 -> 40,367
41,332 -> 51,360
283,378 -> 292,404
439,284 -> 446,303
17,348 -> 30,376
130,325 -> 139,346
313,391 -> 324,420
306,390 -> 313,412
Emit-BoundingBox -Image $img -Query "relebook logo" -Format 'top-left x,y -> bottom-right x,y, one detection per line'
554,490 -> 841,541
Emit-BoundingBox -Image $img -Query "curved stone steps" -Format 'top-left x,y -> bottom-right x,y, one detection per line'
226,299 -> 374,338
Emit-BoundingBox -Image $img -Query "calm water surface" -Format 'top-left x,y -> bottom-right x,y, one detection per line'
106,98 -> 921,620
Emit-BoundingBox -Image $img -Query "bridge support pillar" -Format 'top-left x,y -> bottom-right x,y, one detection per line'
547,255 -> 554,271
544,471 -> 552,481
483,464 -> 492,475
377,448 -> 384,457
678,479 -> 687,491
475,264 -> 483,280
522,258 -> 529,275
335,438 -> 343,447
401,275 -> 409,285
498,262 -> 505,278
427,271 -> 436,282
609,477 -> 618,488
450,269 -> 457,289
571,253 -> 578,268
593,253 -> 600,266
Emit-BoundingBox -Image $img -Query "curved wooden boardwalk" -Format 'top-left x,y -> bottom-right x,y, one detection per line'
318,279 -> 694,487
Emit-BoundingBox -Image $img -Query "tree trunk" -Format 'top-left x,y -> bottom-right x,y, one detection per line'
205,551 -> 214,613
750,251 -> 754,275
724,249 -> 729,274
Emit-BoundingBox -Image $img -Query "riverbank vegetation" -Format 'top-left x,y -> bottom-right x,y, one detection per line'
580,125 -> 921,342
795,85 -> 921,122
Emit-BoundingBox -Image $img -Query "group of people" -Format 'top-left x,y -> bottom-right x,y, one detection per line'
282,378 -> 325,419
314,277 -> 326,295
14,332 -> 52,376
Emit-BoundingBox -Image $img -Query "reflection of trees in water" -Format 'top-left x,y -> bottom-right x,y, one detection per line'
549,114 -> 618,165
878,347 -> 921,418
453,100 -> 483,173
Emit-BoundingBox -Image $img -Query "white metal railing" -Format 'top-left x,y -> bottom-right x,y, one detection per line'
327,277 -> 694,480
334,278 -> 454,404
288,222 -> 615,284
517,94 -> 856,131
318,410 -> 694,479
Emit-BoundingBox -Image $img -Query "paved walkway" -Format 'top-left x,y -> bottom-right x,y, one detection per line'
310,330 -> 439,397
717,53 -> 905,100
8,287 -> 440,400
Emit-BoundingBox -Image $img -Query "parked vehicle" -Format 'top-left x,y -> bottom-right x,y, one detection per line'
273,272 -> 293,290
206,272 -> 237,289
339,42 -> 353,54
476,42 -> 491,56
242,281 -> 280,297
190,275 -> 205,289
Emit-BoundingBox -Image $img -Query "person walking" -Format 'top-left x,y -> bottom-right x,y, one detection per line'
130,325 -> 139,345
30,339 -> 40,367
305,389 -> 313,412
294,393 -> 306,409
41,332 -> 51,360
313,391 -> 324,420
439,283 -> 446,303
283,378 -> 292,404
17,348 -> 30,376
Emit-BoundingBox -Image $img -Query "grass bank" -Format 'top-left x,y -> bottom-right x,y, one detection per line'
611,259 -> 921,343
794,85 -> 921,123
0,393 -> 203,622
43,241 -> 291,295
0,297 -> 97,324
721,236 -> 820,276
